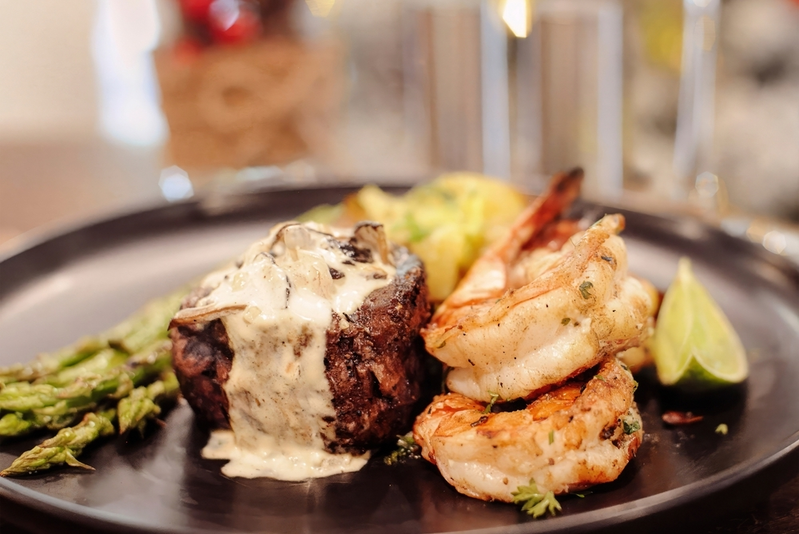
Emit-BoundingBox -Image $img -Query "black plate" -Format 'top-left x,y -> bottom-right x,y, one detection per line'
0,185 -> 798,534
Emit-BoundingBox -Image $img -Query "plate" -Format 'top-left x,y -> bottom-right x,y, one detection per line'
0,185 -> 797,534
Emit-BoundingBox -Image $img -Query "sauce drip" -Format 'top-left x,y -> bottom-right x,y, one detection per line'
180,222 -> 396,479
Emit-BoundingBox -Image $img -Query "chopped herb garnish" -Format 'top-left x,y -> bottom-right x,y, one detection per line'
483,392 -> 500,414
512,479 -> 562,518
595,374 -> 607,382
622,419 -> 641,435
435,188 -> 456,203
600,255 -> 614,263
573,490 -> 592,498
383,432 -> 421,465
404,214 -> 430,243
437,340 -> 447,349
561,317 -> 570,326
548,430 -> 554,444
632,380 -> 638,392
579,281 -> 594,299
715,423 -> 729,435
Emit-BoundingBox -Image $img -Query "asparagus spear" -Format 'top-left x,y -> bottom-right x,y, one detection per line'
118,371 -> 180,436
0,287 -> 185,387
0,383 -> 62,413
0,337 -> 105,385
0,287 -> 187,474
105,289 -> 186,354
0,340 -> 171,423
0,408 -> 116,476
0,411 -> 77,437
36,348 -> 128,387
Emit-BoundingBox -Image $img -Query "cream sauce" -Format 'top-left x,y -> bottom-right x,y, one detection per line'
180,222 -> 396,480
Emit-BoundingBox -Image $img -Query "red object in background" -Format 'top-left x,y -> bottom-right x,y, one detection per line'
208,0 -> 262,45
179,0 -> 214,23
661,411 -> 704,425
172,37 -> 204,63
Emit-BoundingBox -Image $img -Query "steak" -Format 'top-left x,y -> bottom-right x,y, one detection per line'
324,248 -> 430,453
170,285 -> 234,429
169,245 -> 431,454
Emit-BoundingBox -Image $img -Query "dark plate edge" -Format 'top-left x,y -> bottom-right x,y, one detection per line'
0,183 -> 798,534
0,431 -> 796,534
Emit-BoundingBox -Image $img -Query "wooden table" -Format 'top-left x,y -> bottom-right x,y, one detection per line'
0,141 -> 796,533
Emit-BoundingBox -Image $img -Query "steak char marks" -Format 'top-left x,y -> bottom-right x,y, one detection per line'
170,286 -> 233,429
324,248 -> 430,453
170,246 -> 431,454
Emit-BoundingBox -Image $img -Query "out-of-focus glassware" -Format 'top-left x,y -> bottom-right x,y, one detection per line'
154,0 -> 629,197
713,0 -> 799,222
625,0 -> 799,224
151,0 -> 798,230
401,0 -> 511,179
673,0 -> 720,205
341,0 -> 626,199
513,0 -> 624,200
622,0 -> 683,198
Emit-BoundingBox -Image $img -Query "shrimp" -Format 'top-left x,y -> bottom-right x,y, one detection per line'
413,357 -> 643,501
421,170 -> 655,402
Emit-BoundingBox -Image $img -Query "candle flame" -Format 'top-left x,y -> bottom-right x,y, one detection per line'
305,0 -> 335,18
502,0 -> 531,38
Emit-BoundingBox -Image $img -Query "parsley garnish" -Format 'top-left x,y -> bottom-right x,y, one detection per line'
511,479 -> 562,518
483,392 -> 500,414
404,213 -> 430,243
622,419 -> 641,435
561,317 -> 570,325
595,374 -> 607,382
383,432 -> 420,465
579,281 -> 594,299
548,430 -> 554,444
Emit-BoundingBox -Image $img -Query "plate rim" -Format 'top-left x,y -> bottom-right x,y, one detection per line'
1,432 -> 797,534
0,183 -> 798,534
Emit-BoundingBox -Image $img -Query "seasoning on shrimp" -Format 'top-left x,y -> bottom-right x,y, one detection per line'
413,358 -> 644,502
421,169 -> 657,403
415,169 -> 656,508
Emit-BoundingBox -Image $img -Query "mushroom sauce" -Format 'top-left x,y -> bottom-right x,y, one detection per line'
174,222 -> 397,480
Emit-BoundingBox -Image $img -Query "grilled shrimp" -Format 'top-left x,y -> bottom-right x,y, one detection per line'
422,170 -> 655,402
413,357 -> 643,501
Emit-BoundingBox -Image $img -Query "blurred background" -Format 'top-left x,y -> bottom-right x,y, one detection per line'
0,0 -> 797,256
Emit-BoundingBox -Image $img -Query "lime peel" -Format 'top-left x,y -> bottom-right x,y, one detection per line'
652,257 -> 748,390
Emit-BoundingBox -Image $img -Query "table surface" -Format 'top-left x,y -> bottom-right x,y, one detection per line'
0,141 -> 796,534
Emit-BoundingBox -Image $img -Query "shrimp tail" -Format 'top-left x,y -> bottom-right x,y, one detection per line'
429,169 -> 584,329
497,167 -> 584,264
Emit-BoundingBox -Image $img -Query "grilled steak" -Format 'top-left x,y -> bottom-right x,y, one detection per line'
169,224 -> 431,456
323,248 -> 430,453
170,285 -> 234,429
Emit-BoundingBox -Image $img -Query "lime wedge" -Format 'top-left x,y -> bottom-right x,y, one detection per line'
652,257 -> 748,389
